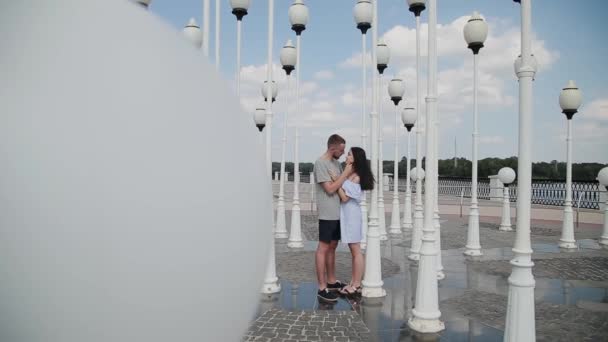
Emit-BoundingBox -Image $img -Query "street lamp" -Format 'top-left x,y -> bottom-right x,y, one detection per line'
261,80 -> 278,103
276,40 -> 297,241
288,128 -> 304,248
409,0 -> 444,333
261,0 -> 281,295
409,166 -> 425,259
498,167 -> 516,231
254,106 -> 266,132
353,0 -> 372,248
388,78 -> 405,234
354,0 -> 372,151
597,167 -> 608,246
558,80 -> 582,249
377,38 -> 391,240
504,0 -> 537,340
361,0 -> 385,299
183,18 -> 203,48
401,106 -> 417,233
463,11 -> 488,257
230,0 -> 250,97
407,0 -> 426,262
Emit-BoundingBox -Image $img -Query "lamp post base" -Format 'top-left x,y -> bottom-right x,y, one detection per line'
407,315 -> 445,334
499,225 -> 513,232
361,283 -> 386,298
463,248 -> 482,257
274,232 -> 289,239
600,236 -> 608,246
558,240 -> 577,249
408,253 -> 420,261
261,281 -> 281,294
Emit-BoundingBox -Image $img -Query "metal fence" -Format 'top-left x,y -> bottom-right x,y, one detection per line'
393,176 -> 603,210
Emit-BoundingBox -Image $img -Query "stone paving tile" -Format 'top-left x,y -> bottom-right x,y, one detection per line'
276,250 -> 400,285
243,308 -> 371,342
468,256 -> 608,281
441,289 -> 608,342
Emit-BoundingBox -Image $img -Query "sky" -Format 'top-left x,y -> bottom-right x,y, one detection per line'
147,0 -> 608,164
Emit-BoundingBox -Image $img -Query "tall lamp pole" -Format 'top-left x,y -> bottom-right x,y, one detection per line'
407,0 -> 426,261
597,167 -> 608,246
504,0 -> 537,340
354,0 -> 372,248
288,128 -> 304,248
215,0 -> 220,69
408,0 -> 444,333
558,80 -> 582,249
261,0 -> 281,295
377,39 -> 390,240
183,18 -> 203,49
463,11 -> 488,257
402,106 -> 416,232
361,0 -> 385,299
230,0 -> 250,98
388,79 -> 405,234
498,167 -> 516,231
276,40 -> 297,240
202,0 -> 210,57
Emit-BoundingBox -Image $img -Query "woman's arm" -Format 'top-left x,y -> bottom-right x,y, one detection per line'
337,187 -> 350,203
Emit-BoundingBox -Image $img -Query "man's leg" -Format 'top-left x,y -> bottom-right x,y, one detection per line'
326,240 -> 339,284
315,241 -> 330,289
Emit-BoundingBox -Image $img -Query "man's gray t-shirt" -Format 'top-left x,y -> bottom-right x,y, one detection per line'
314,158 -> 343,220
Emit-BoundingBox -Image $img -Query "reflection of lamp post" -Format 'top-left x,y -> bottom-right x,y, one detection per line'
377,39 -> 390,241
558,80 -> 582,249
261,0 -> 281,295
505,0 -> 536,340
463,11 -> 488,257
183,18 -> 203,48
230,0 -> 250,97
597,167 -> 608,246
401,107 -> 417,233
276,40 -> 296,240
498,167 -> 516,231
408,0 -> 444,333
388,79 -> 405,235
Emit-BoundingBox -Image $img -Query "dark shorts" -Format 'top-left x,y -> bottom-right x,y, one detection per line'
319,220 -> 341,242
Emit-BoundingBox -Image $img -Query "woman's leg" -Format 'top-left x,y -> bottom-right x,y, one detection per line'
348,243 -> 364,287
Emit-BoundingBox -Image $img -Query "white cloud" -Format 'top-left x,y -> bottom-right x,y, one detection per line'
313,70 -> 335,80
582,97 -> 608,121
479,135 -> 506,144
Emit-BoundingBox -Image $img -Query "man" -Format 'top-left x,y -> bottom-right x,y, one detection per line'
313,134 -> 353,301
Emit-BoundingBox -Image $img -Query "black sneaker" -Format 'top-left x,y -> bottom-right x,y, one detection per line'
317,288 -> 338,302
327,280 -> 346,291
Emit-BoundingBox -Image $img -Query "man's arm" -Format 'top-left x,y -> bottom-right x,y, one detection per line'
320,166 -> 352,195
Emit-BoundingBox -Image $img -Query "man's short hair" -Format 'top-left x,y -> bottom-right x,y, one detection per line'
327,134 -> 346,148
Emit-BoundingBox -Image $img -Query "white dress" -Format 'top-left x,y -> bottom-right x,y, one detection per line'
339,179 -> 363,243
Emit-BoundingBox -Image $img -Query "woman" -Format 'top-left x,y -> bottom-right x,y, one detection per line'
330,147 -> 374,295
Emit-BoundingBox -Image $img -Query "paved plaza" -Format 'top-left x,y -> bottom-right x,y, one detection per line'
244,204 -> 608,341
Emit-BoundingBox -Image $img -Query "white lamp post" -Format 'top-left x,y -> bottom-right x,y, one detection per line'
377,39 -> 390,240
288,128 -> 304,248
504,0 -> 537,340
261,81 -> 278,103
362,0 -> 385,299
254,106 -> 266,132
409,166 -> 425,258
215,0 -> 220,68
558,80 -> 582,249
230,0 -> 250,98
401,106 -> 417,233
498,167 -> 516,231
354,0 -> 372,151
261,0 -> 281,295
202,0 -> 210,57
276,40 -> 296,241
463,11 -> 488,257
597,167 -> 608,246
409,0 -> 444,333
407,0 -> 426,261
388,79 -> 405,234
183,18 -> 203,48
354,0 -> 372,248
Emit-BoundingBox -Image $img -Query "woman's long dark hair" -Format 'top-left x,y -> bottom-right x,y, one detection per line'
350,147 -> 374,191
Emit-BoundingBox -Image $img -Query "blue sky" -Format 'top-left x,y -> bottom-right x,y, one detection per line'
148,0 -> 607,164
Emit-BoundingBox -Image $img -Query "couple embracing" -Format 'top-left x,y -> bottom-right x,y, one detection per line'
313,134 -> 374,302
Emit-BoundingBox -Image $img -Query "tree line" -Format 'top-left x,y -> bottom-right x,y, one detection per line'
273,157 -> 605,182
